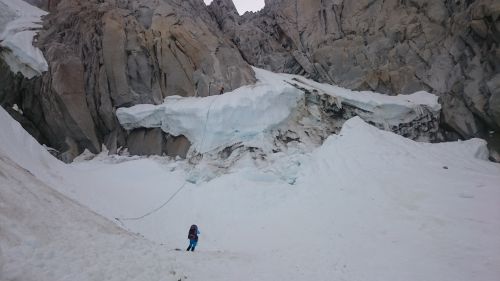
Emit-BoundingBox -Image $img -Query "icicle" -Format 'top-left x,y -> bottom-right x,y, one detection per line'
383,120 -> 390,131
413,105 -> 424,117
335,96 -> 343,109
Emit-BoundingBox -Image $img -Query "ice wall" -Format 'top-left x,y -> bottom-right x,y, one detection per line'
117,68 -> 442,154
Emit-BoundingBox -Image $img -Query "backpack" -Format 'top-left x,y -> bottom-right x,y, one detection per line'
188,225 -> 198,240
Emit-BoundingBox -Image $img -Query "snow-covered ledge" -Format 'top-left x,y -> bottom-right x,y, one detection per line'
0,0 -> 48,78
284,74 -> 441,127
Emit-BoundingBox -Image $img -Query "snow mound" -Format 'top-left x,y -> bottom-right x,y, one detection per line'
327,116 -> 489,161
0,0 -> 48,78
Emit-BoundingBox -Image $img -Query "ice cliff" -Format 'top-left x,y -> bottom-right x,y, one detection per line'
117,67 -> 441,159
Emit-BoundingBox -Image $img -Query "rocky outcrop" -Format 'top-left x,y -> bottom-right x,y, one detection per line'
0,0 -> 255,161
126,128 -> 190,158
0,59 -> 50,145
210,0 -> 500,139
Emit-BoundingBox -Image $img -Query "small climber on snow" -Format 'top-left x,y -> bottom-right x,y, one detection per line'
186,224 -> 200,252
219,86 -> 224,95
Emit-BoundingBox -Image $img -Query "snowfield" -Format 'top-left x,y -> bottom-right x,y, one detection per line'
1,101 -> 500,280
0,0 -> 48,78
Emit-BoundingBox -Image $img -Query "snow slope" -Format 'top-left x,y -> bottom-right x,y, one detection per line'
0,106 -> 295,281
0,0 -> 48,78
2,104 -> 500,281
0,137 -> 259,281
77,118 -> 500,281
0,154 -> 182,281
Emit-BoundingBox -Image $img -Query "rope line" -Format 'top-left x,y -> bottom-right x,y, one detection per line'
116,181 -> 188,222
197,94 -> 218,154
115,94 -> 219,224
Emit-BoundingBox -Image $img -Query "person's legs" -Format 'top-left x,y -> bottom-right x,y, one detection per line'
187,240 -> 196,251
187,239 -> 196,251
190,240 -> 197,251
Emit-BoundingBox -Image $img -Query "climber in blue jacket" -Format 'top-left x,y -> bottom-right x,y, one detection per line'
186,224 -> 200,252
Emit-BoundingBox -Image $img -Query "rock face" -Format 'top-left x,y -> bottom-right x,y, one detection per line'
210,0 -> 500,139
126,128 -> 190,158
0,0 -> 255,161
